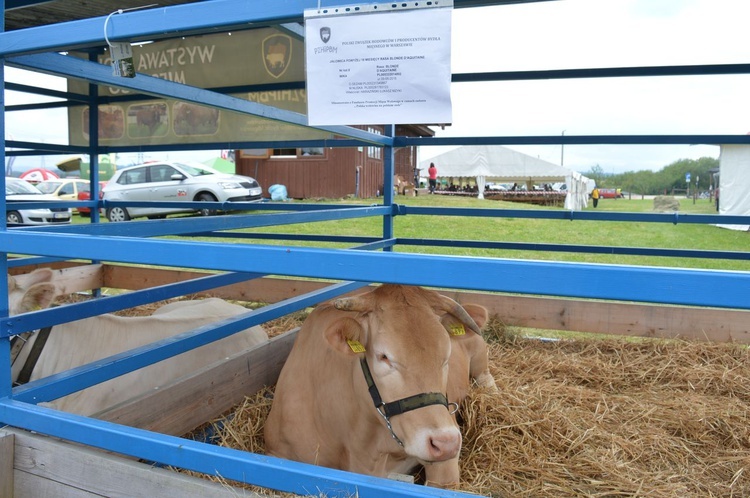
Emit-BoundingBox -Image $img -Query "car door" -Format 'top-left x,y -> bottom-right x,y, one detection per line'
146,164 -> 194,215
56,181 -> 78,200
109,166 -> 154,217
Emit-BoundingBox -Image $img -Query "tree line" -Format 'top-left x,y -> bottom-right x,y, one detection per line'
581,157 -> 719,196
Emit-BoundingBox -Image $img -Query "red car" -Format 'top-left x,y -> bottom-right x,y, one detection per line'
598,188 -> 623,199
76,181 -> 107,216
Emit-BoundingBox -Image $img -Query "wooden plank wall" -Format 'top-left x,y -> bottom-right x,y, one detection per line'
96,329 -> 297,435
235,125 -> 421,199
101,265 -> 750,344
0,428 -> 259,497
9,263 -> 747,343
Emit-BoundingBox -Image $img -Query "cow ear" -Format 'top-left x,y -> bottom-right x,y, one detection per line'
441,303 -> 488,338
25,268 -> 55,286
462,304 -> 488,330
324,317 -> 366,356
18,283 -> 57,313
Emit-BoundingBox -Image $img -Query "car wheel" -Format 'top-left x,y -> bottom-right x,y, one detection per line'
107,207 -> 131,222
6,211 -> 22,224
197,193 -> 218,216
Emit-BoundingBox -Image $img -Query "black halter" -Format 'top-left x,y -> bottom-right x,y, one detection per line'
360,357 -> 457,446
11,325 -> 53,386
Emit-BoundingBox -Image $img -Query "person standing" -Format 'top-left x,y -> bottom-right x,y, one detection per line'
591,187 -> 600,208
428,162 -> 438,193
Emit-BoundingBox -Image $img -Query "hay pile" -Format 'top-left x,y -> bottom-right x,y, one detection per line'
460,332 -> 750,497
204,320 -> 750,498
653,195 -> 681,212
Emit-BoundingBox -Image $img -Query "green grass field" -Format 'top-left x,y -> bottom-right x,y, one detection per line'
237,194 -> 750,271
78,193 -> 750,271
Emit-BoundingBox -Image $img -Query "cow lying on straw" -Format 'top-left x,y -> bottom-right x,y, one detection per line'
265,284 -> 496,488
9,268 -> 268,416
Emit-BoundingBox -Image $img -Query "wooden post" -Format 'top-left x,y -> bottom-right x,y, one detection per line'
0,432 -> 14,497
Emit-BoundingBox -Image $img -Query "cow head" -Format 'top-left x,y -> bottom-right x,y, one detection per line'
324,285 -> 487,466
7,268 -> 57,315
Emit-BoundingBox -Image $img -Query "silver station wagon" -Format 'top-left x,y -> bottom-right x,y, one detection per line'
5,177 -> 72,226
102,161 -> 263,222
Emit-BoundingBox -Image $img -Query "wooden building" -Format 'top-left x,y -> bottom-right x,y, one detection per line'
235,124 -> 434,199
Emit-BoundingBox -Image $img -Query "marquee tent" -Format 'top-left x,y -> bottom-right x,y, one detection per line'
419,145 -> 591,210
717,144 -> 750,230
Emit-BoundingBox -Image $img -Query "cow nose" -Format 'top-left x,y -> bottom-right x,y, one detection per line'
427,431 -> 461,461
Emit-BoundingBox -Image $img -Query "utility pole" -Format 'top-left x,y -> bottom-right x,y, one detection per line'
561,130 -> 566,166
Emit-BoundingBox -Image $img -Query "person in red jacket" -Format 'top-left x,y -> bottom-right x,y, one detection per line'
428,162 -> 438,194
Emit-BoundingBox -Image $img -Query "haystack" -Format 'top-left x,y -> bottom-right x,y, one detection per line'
653,195 -> 680,212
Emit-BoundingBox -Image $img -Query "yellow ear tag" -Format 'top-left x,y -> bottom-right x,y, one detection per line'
449,324 -> 466,336
347,339 -> 366,353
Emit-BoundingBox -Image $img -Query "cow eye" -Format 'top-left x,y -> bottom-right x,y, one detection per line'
378,353 -> 391,366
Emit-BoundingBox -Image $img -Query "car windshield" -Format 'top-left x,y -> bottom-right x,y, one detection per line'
6,180 -> 43,195
36,182 -> 63,194
174,162 -> 218,177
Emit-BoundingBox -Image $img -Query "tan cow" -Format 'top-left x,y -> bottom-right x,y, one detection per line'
9,270 -> 267,416
264,284 -> 496,488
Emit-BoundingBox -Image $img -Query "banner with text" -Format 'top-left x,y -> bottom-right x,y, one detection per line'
305,5 -> 452,126
67,28 -> 331,147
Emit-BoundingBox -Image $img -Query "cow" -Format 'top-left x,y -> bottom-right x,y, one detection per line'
265,43 -> 287,70
135,104 -> 165,135
9,269 -> 268,416
173,103 -> 219,132
264,284 -> 497,489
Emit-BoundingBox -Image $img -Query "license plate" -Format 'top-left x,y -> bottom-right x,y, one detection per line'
53,212 -> 68,219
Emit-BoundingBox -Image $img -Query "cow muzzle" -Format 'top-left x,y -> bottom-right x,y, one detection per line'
360,357 -> 459,447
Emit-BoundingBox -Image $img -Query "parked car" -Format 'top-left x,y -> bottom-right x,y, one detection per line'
37,178 -> 95,215
75,181 -> 107,216
102,162 -> 263,222
5,177 -> 72,225
598,188 -> 623,199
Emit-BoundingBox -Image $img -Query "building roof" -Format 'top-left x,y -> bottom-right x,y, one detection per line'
4,0 -> 556,31
4,1 -> 196,31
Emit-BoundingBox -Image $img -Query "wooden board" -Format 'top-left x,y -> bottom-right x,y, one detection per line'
94,328 -> 297,435
104,265 -> 750,344
0,432 -> 13,498
1,427 -> 259,498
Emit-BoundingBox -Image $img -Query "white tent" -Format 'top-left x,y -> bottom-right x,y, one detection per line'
419,145 -> 591,210
717,144 -> 750,231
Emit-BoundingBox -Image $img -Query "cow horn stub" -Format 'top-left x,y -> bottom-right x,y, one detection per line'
334,296 -> 370,312
437,295 -> 481,334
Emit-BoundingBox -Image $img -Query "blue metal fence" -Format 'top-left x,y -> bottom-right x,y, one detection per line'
1,0 -> 749,496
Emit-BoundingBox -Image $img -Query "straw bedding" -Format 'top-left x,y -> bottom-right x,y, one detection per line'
57,295 -> 750,496
199,317 -> 750,498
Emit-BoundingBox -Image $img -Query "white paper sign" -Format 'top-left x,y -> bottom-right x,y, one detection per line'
305,7 -> 452,126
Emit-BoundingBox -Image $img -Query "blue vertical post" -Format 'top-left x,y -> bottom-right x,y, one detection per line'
382,124 -> 395,250
88,52 -> 102,224
0,1 -> 10,398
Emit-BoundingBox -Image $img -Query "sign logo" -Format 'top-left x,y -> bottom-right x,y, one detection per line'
320,27 -> 331,43
262,34 -> 292,79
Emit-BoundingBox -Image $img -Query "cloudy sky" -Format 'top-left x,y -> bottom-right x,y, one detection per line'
423,0 -> 750,173
5,0 -> 750,174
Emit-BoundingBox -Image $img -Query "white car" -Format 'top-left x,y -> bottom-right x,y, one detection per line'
5,177 -> 73,226
102,162 -> 263,222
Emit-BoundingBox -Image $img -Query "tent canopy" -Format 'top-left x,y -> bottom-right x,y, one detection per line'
419,145 -> 590,209
202,157 -> 236,174
717,144 -> 750,230
421,145 -> 576,182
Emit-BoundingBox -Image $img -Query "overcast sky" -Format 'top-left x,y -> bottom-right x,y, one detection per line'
5,0 -> 750,174
423,0 -> 750,173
